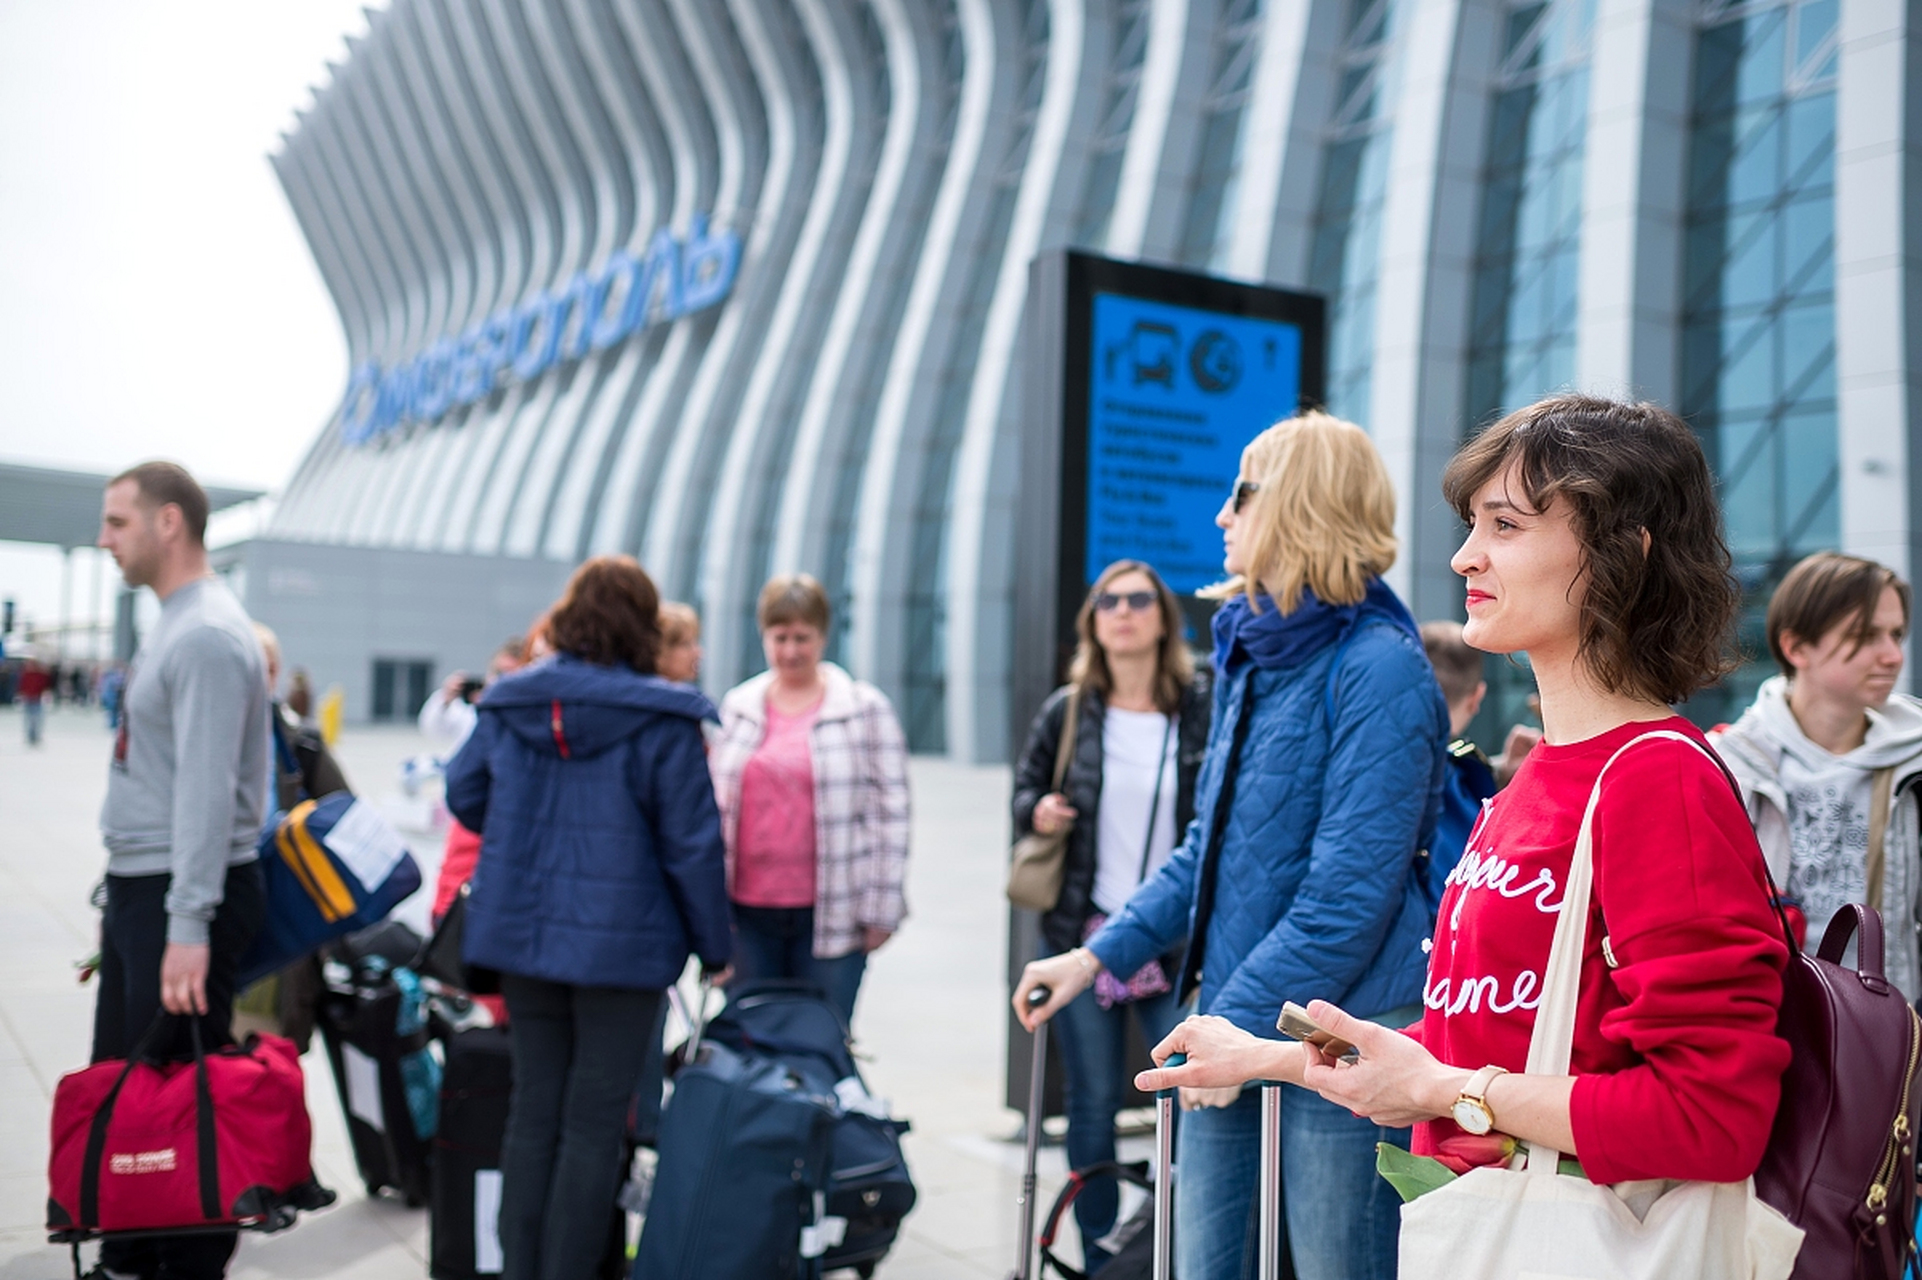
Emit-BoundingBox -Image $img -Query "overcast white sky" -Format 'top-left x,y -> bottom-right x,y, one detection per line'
0,1 -> 372,634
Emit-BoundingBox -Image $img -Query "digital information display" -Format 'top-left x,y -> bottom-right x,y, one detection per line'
1084,293 -> 1306,594
1006,251 -> 1324,1116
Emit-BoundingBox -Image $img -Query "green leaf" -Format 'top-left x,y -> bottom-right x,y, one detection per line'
1375,1143 -> 1458,1203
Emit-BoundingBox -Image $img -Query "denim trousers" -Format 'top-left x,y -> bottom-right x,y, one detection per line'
729,902 -> 868,1027
1048,964 -> 1184,1260
499,976 -> 661,1280
1175,1074 -> 1407,1280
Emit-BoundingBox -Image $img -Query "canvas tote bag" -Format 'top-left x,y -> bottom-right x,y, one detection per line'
1397,730 -> 1805,1280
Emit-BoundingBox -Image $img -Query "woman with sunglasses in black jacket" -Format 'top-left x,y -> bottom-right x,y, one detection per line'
1011,558 -> 1210,1273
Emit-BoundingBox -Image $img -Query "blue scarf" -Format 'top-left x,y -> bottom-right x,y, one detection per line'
1210,578 -> 1420,675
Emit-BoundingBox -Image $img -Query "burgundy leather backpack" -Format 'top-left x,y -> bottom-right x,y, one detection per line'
1754,902 -> 1921,1279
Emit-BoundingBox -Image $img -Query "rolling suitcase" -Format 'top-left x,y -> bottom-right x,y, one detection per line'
431,1028 -> 512,1278
317,954 -> 436,1206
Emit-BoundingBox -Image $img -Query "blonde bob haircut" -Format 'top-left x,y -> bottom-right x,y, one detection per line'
1202,410 -> 1398,613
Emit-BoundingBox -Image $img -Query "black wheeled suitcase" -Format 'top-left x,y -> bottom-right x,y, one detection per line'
431,1028 -> 513,1278
317,956 -> 435,1206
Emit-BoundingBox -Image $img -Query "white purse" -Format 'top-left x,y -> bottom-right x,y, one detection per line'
1396,730 -> 1805,1280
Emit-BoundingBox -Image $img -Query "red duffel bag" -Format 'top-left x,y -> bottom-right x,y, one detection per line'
47,1015 -> 334,1240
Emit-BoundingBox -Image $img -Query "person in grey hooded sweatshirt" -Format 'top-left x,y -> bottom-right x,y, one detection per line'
1712,551 -> 1922,1000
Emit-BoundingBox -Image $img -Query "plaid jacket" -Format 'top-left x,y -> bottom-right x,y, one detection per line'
709,663 -> 911,959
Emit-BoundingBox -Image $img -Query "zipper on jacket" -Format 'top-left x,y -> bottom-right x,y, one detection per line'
1865,1005 -> 1920,1224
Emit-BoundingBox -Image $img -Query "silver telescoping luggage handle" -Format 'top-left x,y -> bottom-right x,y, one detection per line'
1258,1082 -> 1282,1280
668,973 -> 717,1064
1009,986 -> 1052,1280
1148,1064 -> 1280,1280
1152,1053 -> 1184,1280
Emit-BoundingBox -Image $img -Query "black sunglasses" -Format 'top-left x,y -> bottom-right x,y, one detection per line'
1232,480 -> 1260,514
1094,590 -> 1157,613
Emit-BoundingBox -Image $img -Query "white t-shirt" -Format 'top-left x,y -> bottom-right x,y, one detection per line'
1093,707 -> 1178,916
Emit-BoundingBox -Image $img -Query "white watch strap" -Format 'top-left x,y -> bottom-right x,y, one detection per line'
1464,1064 -> 1506,1102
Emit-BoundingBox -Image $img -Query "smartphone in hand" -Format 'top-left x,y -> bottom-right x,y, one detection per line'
1277,1001 -> 1359,1063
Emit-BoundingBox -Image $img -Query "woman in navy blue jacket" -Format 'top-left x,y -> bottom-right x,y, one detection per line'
446,555 -> 731,1280
1016,412 -> 1448,1280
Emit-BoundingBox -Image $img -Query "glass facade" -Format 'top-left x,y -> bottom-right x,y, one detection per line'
1306,0 -> 1401,424
1074,1 -> 1151,250
1176,0 -> 1265,271
1680,0 -> 1839,723
900,0 -> 1051,752
1462,0 -> 1594,430
1462,0 -> 1593,748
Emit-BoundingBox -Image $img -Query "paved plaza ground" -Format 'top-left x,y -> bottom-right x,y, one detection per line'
0,703 -> 1141,1280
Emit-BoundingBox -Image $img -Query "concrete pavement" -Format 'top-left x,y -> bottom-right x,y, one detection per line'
0,703 -> 1139,1280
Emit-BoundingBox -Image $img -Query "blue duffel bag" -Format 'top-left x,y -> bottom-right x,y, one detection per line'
636,1039 -> 838,1280
239,793 -> 422,987
702,981 -> 918,1277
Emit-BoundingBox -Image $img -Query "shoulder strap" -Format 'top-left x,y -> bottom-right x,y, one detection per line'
1866,765 -> 1896,912
1523,728 -> 1719,1171
1135,715 -> 1176,882
1051,689 -> 1081,792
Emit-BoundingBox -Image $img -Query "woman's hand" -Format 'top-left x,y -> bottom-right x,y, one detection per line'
1031,793 -> 1078,835
862,926 -> 893,953
1180,1085 -> 1245,1110
1012,950 -> 1097,1030
1295,1001 -> 1462,1128
1133,1015 -> 1299,1093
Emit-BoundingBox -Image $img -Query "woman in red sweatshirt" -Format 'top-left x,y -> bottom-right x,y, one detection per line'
1139,394 -> 1790,1196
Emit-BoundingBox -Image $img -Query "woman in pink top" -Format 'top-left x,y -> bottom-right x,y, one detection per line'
707,574 -> 912,1025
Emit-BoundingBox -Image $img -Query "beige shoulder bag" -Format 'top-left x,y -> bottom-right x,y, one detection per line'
1006,690 -> 1081,911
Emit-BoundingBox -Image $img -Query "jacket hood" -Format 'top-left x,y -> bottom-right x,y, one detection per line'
480,654 -> 717,759
1722,675 -> 1922,777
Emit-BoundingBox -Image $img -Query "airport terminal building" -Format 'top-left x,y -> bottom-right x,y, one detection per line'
245,0 -> 1917,758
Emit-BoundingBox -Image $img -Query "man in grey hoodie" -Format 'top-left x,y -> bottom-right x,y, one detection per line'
92,462 -> 268,1280
1712,551 -> 1922,1001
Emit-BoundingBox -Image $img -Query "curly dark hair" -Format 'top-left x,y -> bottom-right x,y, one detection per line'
1441,395 -> 1739,706
546,556 -> 661,673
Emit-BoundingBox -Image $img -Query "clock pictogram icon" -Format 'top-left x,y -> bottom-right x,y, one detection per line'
1190,330 -> 1242,394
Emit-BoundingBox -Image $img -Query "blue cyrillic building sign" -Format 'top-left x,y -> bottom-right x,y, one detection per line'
337,215 -> 741,445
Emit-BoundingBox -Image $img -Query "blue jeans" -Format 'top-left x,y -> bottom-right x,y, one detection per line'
1176,1073 -> 1407,1280
729,902 -> 868,1027
1049,958 -> 1184,1260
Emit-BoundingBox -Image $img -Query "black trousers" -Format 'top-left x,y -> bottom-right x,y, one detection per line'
499,975 -> 661,1280
92,862 -> 265,1280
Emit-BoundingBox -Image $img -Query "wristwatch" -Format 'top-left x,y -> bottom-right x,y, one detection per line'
1451,1065 -> 1509,1135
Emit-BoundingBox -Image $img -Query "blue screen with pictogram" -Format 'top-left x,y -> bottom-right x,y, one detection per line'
1085,292 -> 1304,593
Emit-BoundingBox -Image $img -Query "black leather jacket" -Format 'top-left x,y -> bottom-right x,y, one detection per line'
1012,676 -> 1212,953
